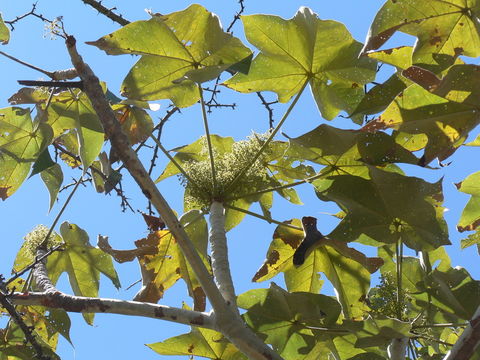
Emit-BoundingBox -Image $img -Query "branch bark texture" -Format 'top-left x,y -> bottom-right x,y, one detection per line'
64,36 -> 282,360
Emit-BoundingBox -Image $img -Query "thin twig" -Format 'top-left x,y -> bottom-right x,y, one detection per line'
226,0 -> 245,33
4,3 -> 52,30
198,86 -> 217,195
256,92 -> 278,129
81,0 -> 130,26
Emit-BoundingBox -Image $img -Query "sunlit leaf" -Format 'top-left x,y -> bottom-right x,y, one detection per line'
47,222 -> 121,324
148,311 -> 245,359
364,83 -> 480,164
225,7 -> 376,120
0,107 -> 53,199
88,4 -> 252,107
0,14 -> 10,45
456,171 -> 480,232
361,0 -> 480,65
9,87 -> 104,169
40,163 -> 63,211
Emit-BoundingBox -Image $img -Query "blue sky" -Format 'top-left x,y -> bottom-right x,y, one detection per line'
1,1 -> 479,359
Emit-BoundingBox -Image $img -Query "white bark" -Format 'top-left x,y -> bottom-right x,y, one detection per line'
11,292 -> 215,329
209,201 -> 238,311
443,306 -> 480,360
387,338 -> 408,360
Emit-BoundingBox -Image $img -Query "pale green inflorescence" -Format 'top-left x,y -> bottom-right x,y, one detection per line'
24,224 -> 62,256
180,133 -> 271,208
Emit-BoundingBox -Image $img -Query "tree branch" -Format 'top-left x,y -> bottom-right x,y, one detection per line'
443,306 -> 480,359
64,35 -> 282,360
81,0 -> 130,26
209,201 -> 238,311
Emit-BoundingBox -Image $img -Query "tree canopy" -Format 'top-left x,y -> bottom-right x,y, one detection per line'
1,1 -> 480,359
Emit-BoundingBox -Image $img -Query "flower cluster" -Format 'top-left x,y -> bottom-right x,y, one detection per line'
179,133 -> 271,208
23,224 -> 62,256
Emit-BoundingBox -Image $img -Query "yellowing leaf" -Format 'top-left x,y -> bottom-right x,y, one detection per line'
362,0 -> 480,65
112,103 -> 153,145
0,14 -> 10,45
369,82 -> 480,164
148,326 -> 245,359
225,7 -> 376,120
88,4 -> 252,107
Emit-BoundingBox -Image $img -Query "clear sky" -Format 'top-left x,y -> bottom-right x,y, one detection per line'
1,1 -> 479,359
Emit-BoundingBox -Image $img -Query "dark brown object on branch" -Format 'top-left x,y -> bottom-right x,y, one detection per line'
293,216 -> 323,266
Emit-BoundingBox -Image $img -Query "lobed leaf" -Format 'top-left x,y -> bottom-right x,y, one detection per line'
225,7 -> 377,120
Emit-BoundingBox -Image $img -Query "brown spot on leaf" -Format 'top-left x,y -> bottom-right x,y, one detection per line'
430,36 -> 442,46
402,66 -> 441,91
454,47 -> 464,56
0,186 -> 11,200
351,82 -> 359,88
454,181 -> 462,190
383,48 -> 393,55
458,218 -> 480,232
188,344 -> 195,353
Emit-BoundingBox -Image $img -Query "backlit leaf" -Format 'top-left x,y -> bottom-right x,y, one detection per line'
40,163 -> 63,211
361,0 -> 480,65
225,7 -> 376,120
0,107 -> 53,199
456,171 -> 480,232
88,4 -> 252,107
0,14 -> 10,45
46,222 -> 121,324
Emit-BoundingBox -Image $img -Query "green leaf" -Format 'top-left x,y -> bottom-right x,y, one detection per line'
366,82 -> 480,164
237,283 -> 341,355
460,230 -> 480,252
366,46 -> 413,70
362,0 -> 480,65
0,107 -> 53,199
308,245 -> 370,319
313,167 -> 449,251
47,222 -> 121,324
343,316 -> 412,348
9,87 -> 105,169
456,171 -> 480,232
88,4 -> 252,107
40,163 -> 63,211
225,7 -> 377,120
148,326 -> 245,359
287,124 -> 418,175
30,147 -> 56,177
0,14 -> 10,45
351,74 -> 408,118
